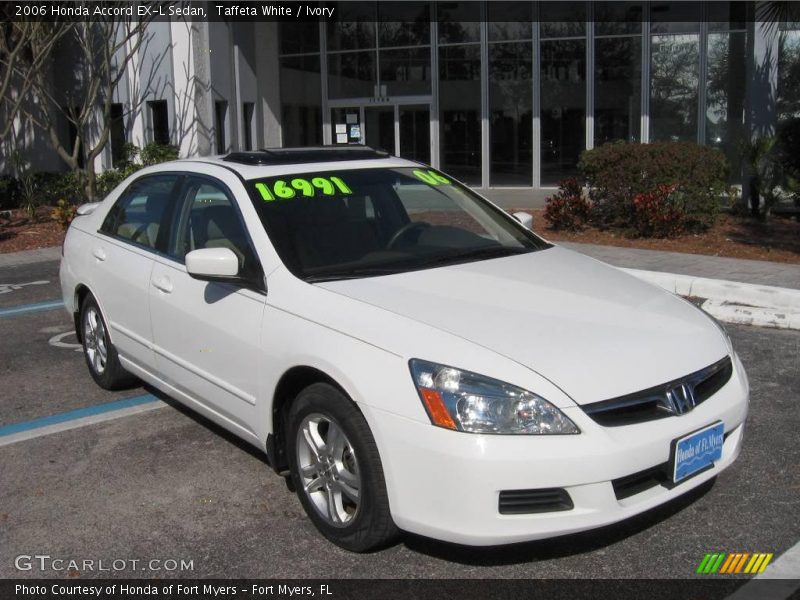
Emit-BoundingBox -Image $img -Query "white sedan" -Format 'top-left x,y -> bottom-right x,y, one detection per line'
60,147 -> 748,551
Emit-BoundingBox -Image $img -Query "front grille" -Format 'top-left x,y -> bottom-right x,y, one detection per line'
498,488 -> 573,514
582,356 -> 733,427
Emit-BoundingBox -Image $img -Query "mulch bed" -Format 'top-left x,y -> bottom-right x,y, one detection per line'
523,209 -> 800,265
0,207 -> 66,254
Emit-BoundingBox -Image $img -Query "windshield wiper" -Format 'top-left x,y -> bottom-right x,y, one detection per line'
414,246 -> 532,269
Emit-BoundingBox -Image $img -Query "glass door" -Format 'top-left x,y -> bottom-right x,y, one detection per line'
398,104 -> 430,163
331,102 -> 432,164
364,106 -> 395,155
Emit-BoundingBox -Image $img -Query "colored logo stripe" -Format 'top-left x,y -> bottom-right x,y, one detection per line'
697,552 -> 773,575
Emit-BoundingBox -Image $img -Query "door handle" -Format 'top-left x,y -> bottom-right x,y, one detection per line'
92,248 -> 106,261
152,276 -> 173,294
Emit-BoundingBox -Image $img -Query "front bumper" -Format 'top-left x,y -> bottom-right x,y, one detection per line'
362,354 -> 749,546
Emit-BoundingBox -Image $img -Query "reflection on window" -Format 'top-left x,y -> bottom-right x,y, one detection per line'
439,44 -> 481,185
280,55 -> 322,146
437,2 -> 480,44
327,5 -> 376,51
649,3 -> 702,34
540,39 -> 586,184
488,2 -> 532,41
595,36 -> 641,145
778,30 -> 800,124
378,2 -> 430,47
489,42 -> 532,186
379,47 -> 431,96
706,32 -> 747,182
328,51 -> 376,99
650,34 -> 699,142
540,3 -> 587,38
594,2 -> 643,36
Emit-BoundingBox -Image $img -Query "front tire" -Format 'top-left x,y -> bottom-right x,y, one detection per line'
286,383 -> 398,552
80,295 -> 137,390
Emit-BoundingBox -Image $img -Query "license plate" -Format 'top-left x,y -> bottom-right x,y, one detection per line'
671,422 -> 725,483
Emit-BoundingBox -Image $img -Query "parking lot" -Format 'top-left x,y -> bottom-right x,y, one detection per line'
1,258 -> 798,580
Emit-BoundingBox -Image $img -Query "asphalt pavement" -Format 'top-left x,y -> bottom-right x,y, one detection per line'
0,259 -> 798,580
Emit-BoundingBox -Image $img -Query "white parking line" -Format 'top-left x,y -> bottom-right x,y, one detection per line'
0,401 -> 167,448
726,540 -> 800,599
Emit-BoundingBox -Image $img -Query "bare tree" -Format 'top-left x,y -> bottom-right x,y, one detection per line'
20,3 -> 155,200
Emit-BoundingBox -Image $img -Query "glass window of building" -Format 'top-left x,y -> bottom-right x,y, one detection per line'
489,41 -> 533,186
650,34 -> 699,142
379,47 -> 431,96
327,4 -> 376,51
437,2 -> 480,44
595,33 -> 642,145
540,3 -> 587,39
706,30 -> 747,182
378,2 -> 431,47
540,37 -> 586,184
439,44 -> 481,185
488,2 -> 533,42
280,55 -> 322,146
778,28 -> 800,125
594,2 -> 643,36
328,51 -> 377,99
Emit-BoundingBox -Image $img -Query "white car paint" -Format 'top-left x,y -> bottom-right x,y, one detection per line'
60,155 -> 749,546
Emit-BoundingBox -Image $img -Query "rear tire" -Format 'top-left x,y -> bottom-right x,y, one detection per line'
80,295 -> 137,390
286,383 -> 398,552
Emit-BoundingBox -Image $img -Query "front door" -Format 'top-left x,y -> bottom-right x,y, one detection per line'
148,175 -> 265,438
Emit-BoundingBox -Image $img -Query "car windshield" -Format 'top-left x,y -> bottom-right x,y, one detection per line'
247,167 -> 550,282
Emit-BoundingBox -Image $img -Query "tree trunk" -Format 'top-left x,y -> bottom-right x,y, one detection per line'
748,176 -> 761,218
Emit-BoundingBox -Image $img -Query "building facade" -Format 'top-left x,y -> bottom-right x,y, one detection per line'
6,1 -> 800,205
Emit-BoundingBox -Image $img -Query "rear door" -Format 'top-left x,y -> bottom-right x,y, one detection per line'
148,174 -> 266,436
93,174 -> 181,370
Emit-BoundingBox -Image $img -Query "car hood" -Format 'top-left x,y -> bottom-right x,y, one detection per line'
317,246 -> 729,406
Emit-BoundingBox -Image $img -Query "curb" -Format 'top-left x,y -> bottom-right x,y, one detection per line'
0,246 -> 61,268
623,268 -> 800,331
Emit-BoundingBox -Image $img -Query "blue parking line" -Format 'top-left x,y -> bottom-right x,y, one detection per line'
0,394 -> 159,437
0,299 -> 64,318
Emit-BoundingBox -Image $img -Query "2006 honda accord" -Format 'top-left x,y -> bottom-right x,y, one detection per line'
60,147 -> 748,551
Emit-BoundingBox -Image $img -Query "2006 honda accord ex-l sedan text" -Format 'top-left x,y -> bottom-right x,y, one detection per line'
60,147 -> 748,551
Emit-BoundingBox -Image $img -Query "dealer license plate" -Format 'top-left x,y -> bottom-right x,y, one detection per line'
671,422 -> 725,483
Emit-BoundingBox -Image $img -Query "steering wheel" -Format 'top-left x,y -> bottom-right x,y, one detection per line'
387,221 -> 431,249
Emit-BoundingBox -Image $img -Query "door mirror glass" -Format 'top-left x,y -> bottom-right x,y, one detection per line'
186,248 -> 240,281
512,211 -> 533,230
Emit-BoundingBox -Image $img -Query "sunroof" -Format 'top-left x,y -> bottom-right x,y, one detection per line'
223,146 -> 390,166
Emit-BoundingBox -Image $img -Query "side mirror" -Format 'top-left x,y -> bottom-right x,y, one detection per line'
186,247 -> 240,282
512,211 -> 533,230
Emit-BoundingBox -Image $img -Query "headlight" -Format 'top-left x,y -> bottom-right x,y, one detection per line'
409,359 -> 579,435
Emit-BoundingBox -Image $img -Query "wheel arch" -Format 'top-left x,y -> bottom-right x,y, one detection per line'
72,283 -> 93,343
267,365 -> 353,475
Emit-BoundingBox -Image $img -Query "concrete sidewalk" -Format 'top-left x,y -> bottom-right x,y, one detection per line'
559,242 -> 800,290
560,242 -> 800,330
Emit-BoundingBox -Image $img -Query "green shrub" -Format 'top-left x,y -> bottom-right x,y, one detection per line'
140,143 -> 179,166
543,178 -> 591,231
30,171 -> 86,206
97,143 -> 179,198
579,141 -> 729,232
